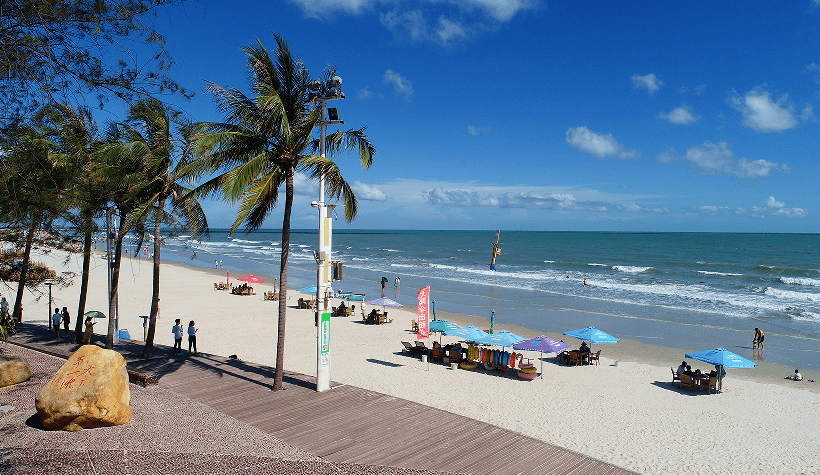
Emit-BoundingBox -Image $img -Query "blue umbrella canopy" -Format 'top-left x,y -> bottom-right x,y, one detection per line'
484,330 -> 525,347
684,348 -> 758,368
563,326 -> 619,344
298,285 -> 317,293
365,297 -> 403,308
444,325 -> 490,343
429,319 -> 458,333
345,294 -> 365,301
513,335 -> 570,354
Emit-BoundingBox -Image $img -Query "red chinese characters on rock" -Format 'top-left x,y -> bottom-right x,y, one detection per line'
54,356 -> 95,390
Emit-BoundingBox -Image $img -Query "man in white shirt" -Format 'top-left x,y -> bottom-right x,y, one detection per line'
172,319 -> 184,355
52,309 -> 62,339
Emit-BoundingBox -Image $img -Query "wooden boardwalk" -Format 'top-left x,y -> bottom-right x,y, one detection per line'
8,324 -> 637,475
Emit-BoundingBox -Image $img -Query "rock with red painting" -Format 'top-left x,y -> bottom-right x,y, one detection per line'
0,355 -> 32,388
35,345 -> 131,431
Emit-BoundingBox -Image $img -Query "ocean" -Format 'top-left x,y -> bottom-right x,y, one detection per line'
150,230 -> 820,370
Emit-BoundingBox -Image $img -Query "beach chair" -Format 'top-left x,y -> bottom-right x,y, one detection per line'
588,350 -> 601,366
680,374 -> 694,391
214,283 -> 219,290
671,367 -> 681,386
345,305 -> 355,317
704,376 -> 718,394
298,298 -> 306,309
411,319 -> 418,332
430,345 -> 443,363
568,351 -> 582,366
401,341 -> 419,357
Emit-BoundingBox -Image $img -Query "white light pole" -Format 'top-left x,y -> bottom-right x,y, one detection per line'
309,76 -> 344,392
106,207 -> 119,344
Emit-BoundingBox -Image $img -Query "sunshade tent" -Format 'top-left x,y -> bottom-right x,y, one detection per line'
238,275 -> 264,283
484,330 -> 525,348
513,335 -> 571,378
443,325 -> 490,344
684,347 -> 758,391
563,326 -> 620,344
365,297 -> 403,309
427,318 -> 458,344
298,285 -> 317,293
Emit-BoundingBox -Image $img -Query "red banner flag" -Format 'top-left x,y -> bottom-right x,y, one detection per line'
417,286 -> 430,340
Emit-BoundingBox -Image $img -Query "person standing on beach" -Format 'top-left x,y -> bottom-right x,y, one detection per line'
381,276 -> 388,290
83,316 -> 95,344
187,320 -> 198,355
172,319 -> 184,354
51,308 -> 62,340
395,276 -> 400,289
61,307 -> 70,337
754,328 -> 765,351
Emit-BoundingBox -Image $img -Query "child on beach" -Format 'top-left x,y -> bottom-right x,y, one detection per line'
785,369 -> 802,381
187,320 -> 198,355
172,319 -> 184,354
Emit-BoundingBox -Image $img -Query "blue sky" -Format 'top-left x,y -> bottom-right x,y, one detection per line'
128,0 -> 820,232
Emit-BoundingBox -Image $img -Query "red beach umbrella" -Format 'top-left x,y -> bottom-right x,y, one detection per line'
238,275 -> 265,283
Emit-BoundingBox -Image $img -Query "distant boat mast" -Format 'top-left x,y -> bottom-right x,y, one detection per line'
490,230 -> 502,271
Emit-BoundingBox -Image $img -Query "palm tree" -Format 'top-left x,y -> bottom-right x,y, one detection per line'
41,103 -> 109,343
118,97 -> 208,359
188,34 -> 375,391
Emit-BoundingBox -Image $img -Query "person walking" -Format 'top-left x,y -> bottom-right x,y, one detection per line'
187,320 -> 198,355
61,307 -> 70,337
51,308 -> 62,340
395,276 -> 400,289
0,296 -> 8,316
172,319 -> 184,354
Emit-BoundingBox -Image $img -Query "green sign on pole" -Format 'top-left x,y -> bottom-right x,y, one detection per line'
320,312 -> 331,365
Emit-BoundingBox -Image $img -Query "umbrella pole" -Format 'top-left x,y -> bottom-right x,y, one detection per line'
541,351 -> 544,379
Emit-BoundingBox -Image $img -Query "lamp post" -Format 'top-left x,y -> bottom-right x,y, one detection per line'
106,207 -> 119,344
46,282 -> 53,330
309,75 -> 344,392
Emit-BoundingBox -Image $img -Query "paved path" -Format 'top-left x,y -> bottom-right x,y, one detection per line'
7,324 -> 637,475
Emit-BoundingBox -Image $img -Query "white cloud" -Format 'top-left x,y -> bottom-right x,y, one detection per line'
631,73 -> 663,94
565,126 -> 637,159
352,181 -> 388,201
288,0 -> 375,17
467,125 -> 492,136
685,141 -> 780,178
436,16 -> 469,43
801,105 -> 816,122
357,86 -> 374,100
381,10 -> 428,41
729,87 -> 799,132
423,189 -> 609,211
383,70 -> 414,98
752,196 -> 808,218
656,147 -> 677,164
617,203 -> 668,213
659,105 -> 700,125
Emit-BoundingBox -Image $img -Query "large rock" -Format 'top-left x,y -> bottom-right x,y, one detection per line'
0,355 -> 32,388
35,345 -> 131,431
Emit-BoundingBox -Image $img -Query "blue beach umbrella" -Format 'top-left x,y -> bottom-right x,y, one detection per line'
444,325 -> 490,344
429,319 -> 458,333
685,347 -> 758,391
485,330 -> 525,348
298,285 -> 317,293
513,335 -> 571,378
490,309 -> 495,334
563,326 -> 619,344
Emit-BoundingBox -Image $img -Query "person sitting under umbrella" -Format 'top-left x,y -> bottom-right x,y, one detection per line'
579,341 -> 590,354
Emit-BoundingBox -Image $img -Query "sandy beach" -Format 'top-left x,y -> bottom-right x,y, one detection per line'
11,246 -> 820,475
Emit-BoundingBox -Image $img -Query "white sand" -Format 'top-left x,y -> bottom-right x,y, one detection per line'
16,247 -> 820,475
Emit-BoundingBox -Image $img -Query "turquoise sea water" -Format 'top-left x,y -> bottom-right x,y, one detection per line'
152,230 -> 820,370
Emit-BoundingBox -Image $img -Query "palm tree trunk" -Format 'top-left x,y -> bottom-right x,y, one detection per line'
105,209 -> 125,349
13,215 -> 40,323
74,210 -> 93,343
273,173 -> 294,391
142,199 -> 165,359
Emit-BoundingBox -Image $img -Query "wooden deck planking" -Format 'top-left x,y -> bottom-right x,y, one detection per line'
8,325 -> 637,475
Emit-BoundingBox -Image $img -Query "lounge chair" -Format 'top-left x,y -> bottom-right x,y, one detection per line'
704,376 -> 718,394
411,319 -> 418,332
401,341 -> 423,357
568,352 -> 582,366
588,350 -> 601,366
430,345 -> 443,363
680,374 -> 694,391
671,367 -> 681,386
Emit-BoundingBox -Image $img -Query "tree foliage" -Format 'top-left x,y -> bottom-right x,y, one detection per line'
0,0 -> 191,122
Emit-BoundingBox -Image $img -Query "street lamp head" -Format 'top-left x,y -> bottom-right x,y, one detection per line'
308,80 -> 322,92
311,201 -> 319,208
328,76 -> 342,88
327,108 -> 339,121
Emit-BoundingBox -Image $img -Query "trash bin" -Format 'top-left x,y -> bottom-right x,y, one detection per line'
119,329 -> 131,340
420,354 -> 427,363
